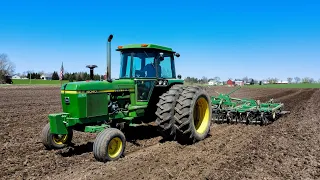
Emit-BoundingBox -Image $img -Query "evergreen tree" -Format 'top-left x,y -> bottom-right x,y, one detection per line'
52,71 -> 59,80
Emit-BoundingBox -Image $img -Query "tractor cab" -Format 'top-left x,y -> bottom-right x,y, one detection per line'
116,44 -> 181,101
116,44 -> 180,80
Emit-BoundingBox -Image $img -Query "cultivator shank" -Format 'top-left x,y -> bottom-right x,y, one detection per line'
211,87 -> 290,125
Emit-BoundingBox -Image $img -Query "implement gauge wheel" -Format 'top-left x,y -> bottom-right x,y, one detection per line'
93,128 -> 126,162
41,123 -> 73,149
174,86 -> 212,144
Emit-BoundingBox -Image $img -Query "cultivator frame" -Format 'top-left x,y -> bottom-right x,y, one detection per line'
211,87 -> 290,125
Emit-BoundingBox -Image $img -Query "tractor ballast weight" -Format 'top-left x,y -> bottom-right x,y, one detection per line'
211,87 -> 290,125
41,34 -> 213,162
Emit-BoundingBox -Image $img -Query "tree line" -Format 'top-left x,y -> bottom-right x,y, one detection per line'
184,76 -> 319,84
22,71 -> 103,81
1,53 -> 319,84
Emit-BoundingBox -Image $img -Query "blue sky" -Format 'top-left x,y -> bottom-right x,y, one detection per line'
0,0 -> 319,81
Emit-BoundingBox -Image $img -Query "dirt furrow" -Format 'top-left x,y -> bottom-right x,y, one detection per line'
1,86 -> 319,180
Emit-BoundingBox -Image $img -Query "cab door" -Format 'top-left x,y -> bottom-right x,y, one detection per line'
135,79 -> 156,101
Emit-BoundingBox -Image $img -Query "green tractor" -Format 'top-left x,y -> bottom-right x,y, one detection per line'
41,35 -> 212,162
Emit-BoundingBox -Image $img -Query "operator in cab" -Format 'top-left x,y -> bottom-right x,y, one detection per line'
143,58 -> 161,77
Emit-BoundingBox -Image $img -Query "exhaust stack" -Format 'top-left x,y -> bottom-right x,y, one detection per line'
106,34 -> 113,82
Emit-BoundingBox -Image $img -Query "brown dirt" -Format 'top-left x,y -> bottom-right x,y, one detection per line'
1,85 -> 319,180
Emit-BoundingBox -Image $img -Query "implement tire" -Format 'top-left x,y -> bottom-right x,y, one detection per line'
155,84 -> 184,140
41,123 -> 73,149
174,86 -> 212,144
93,128 -> 126,162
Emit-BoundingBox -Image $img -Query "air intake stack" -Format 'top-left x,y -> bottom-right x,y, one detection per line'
86,65 -> 98,80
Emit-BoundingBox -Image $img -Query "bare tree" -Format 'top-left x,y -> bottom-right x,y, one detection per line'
201,76 -> 208,84
294,77 -> 300,83
242,76 -> 249,83
0,53 -> 15,82
310,78 -> 315,83
267,77 -> 278,84
213,76 -> 220,82
287,77 -> 293,84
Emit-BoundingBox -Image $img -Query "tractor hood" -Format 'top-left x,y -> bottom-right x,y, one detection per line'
61,79 -> 135,91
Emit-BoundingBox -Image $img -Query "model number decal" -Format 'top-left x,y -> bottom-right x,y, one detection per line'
114,89 -> 129,92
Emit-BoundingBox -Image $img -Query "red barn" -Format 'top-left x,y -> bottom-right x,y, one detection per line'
227,79 -> 234,86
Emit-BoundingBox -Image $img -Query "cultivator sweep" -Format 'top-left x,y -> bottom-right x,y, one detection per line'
211,87 -> 290,125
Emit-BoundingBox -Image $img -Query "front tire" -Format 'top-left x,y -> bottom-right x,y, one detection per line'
174,86 -> 212,144
41,123 -> 73,149
93,128 -> 126,162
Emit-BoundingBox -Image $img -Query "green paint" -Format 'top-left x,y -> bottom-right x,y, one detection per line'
211,87 -> 284,114
46,41 -> 184,136
167,79 -> 184,85
61,79 -> 135,91
85,124 -> 109,133
116,44 -> 175,52
49,113 -> 69,134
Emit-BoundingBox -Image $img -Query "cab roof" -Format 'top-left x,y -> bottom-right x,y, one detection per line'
116,44 -> 175,53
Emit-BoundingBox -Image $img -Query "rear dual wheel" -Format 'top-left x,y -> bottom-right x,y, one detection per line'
155,84 -> 184,140
174,86 -> 212,144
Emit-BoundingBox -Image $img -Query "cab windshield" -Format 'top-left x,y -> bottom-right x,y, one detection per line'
119,50 -> 176,79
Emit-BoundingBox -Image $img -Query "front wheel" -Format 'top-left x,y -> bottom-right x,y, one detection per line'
93,128 -> 126,162
41,123 -> 73,149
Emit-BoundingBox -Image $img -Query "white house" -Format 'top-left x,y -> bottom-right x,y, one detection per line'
208,80 -> 219,86
40,73 -> 52,80
12,75 -> 21,79
276,80 -> 288,84
234,80 -> 244,86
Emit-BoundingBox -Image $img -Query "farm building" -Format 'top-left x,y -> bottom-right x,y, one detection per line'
234,80 -> 244,86
208,80 -> 218,86
275,80 -> 288,84
12,75 -> 21,79
40,73 -> 52,80
226,79 -> 234,86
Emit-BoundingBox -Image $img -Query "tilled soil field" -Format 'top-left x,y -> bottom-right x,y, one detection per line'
1,85 -> 319,180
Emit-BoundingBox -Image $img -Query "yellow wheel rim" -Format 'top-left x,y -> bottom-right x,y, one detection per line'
108,137 -> 123,158
52,134 -> 68,145
193,97 -> 210,134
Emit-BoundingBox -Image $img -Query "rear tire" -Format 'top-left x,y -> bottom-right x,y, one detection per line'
155,84 -> 184,140
174,86 -> 212,144
93,128 -> 126,162
41,123 -> 73,149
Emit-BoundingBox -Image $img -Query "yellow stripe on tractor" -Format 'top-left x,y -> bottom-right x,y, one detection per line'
61,89 -> 135,94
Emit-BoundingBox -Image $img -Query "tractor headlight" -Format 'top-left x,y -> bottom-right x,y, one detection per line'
158,80 -> 163,85
163,80 -> 168,85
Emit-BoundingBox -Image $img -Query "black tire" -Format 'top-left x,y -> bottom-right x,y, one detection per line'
174,86 -> 212,144
93,128 -> 126,162
155,84 -> 184,140
41,123 -> 73,149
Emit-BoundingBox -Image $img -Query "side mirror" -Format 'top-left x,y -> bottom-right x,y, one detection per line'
175,53 -> 180,57
159,52 -> 164,60
177,74 -> 182,79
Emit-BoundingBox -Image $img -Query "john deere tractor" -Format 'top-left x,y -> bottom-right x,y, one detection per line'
41,35 -> 212,162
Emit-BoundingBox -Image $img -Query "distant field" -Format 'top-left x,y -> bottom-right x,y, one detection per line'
185,83 -> 320,88
12,79 -> 68,85
8,80 -> 320,88
247,83 -> 320,88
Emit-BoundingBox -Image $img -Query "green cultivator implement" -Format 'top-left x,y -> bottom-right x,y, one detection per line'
211,87 -> 290,125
